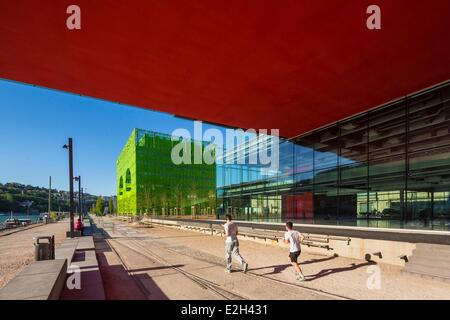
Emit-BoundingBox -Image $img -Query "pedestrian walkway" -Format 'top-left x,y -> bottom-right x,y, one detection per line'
95,217 -> 450,300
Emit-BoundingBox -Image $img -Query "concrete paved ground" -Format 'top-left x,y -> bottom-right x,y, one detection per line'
0,221 -> 70,289
96,217 -> 450,300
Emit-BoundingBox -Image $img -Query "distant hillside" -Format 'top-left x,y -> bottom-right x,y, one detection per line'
0,182 -> 98,213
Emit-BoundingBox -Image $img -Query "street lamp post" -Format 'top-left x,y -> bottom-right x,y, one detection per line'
48,176 -> 52,214
81,187 -> 84,218
74,176 -> 82,221
63,138 -> 75,238
84,188 -> 87,217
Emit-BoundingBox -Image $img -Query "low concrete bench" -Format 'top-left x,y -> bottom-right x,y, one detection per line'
61,250 -> 105,300
169,221 -> 341,250
180,223 -> 280,242
55,239 -> 78,270
116,216 -> 133,222
55,236 -> 95,266
60,235 -> 106,300
76,236 -> 95,251
0,259 -> 67,300
66,230 -> 82,237
240,231 -> 279,242
0,235 -> 104,300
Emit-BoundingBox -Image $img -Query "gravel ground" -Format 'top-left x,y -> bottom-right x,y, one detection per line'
0,221 -> 70,289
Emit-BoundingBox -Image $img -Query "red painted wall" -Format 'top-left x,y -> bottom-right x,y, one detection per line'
282,193 -> 314,220
1,1 -> 449,137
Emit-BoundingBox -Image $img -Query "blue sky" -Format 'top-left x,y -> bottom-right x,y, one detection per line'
0,79 -> 224,196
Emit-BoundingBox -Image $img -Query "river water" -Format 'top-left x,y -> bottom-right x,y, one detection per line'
0,213 -> 41,224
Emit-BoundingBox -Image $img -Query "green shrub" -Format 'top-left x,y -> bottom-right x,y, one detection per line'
50,211 -> 58,221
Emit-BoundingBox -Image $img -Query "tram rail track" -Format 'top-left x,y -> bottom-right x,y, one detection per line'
108,237 -> 248,300
131,238 -> 353,300
101,219 -> 353,300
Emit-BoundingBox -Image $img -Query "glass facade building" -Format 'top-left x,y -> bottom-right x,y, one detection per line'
217,82 -> 450,230
117,129 -> 216,216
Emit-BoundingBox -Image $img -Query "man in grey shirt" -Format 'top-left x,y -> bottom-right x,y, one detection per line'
223,214 -> 248,273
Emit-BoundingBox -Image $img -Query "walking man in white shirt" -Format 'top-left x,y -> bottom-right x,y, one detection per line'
283,221 -> 306,281
223,214 -> 248,273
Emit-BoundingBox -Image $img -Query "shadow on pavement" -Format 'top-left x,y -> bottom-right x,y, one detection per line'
249,264 -> 291,275
306,262 -> 375,281
249,255 -> 338,275
301,255 -> 338,265
95,235 -> 169,300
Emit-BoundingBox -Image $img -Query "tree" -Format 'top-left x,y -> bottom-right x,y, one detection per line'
108,198 -> 114,214
4,193 -> 15,211
173,185 -> 183,216
188,182 -> 198,216
142,185 -> 155,215
208,189 -> 216,215
95,196 -> 104,216
160,189 -> 168,216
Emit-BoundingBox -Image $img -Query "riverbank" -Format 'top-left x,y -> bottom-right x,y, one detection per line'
0,213 -> 43,233
0,213 -> 42,224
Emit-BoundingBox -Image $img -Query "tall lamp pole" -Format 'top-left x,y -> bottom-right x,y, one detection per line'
81,187 -> 84,219
84,188 -> 87,216
74,176 -> 82,221
48,176 -> 52,214
63,138 -> 74,238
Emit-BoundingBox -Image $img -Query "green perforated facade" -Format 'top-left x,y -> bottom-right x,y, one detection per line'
117,129 -> 216,216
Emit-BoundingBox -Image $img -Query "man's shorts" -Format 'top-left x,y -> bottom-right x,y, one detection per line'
289,250 -> 301,263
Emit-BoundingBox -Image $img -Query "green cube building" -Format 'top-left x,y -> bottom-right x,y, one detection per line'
117,128 -> 216,216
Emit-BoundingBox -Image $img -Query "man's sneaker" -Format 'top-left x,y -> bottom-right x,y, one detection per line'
296,274 -> 306,282
242,263 -> 248,273
225,269 -> 231,274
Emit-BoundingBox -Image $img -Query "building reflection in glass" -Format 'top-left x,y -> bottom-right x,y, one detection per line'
216,82 -> 450,231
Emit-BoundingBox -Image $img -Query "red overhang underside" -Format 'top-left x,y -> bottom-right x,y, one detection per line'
1,0 -> 449,138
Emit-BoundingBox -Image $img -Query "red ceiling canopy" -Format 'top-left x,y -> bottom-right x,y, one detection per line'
1,0 -> 449,137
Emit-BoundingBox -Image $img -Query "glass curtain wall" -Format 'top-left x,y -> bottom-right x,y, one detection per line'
217,82 -> 450,230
